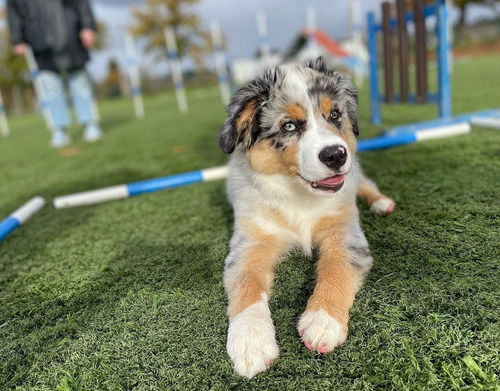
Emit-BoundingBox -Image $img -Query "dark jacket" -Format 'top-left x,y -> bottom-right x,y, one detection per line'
6,0 -> 96,72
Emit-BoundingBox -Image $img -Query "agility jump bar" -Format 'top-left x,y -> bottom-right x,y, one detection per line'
54,166 -> 228,209
357,122 -> 471,152
383,109 -> 500,136
0,196 -> 46,242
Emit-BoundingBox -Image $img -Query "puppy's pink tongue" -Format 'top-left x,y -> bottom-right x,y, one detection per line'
318,175 -> 344,185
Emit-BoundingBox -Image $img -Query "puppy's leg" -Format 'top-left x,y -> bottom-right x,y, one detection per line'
224,223 -> 288,378
357,173 -> 395,217
299,213 -> 373,353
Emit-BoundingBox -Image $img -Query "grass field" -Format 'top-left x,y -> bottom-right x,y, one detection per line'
1,55 -> 499,391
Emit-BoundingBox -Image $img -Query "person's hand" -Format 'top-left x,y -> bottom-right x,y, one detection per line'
13,43 -> 28,56
80,29 -> 95,48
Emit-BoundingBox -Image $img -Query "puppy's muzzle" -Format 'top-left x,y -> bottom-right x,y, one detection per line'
318,145 -> 347,171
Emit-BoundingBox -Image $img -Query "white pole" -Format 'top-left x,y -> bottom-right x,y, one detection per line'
24,47 -> 53,130
164,27 -> 188,114
306,6 -> 319,56
256,11 -> 272,72
210,21 -> 231,106
0,89 -> 10,137
124,32 -> 145,119
350,0 -> 364,87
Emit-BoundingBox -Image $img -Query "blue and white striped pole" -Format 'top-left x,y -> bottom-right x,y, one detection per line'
306,6 -> 320,57
24,47 -> 53,130
256,11 -> 272,72
350,0 -> 365,87
0,88 -> 10,137
210,21 -> 231,106
383,108 -> 500,136
0,196 -> 46,242
53,166 -> 228,209
358,122 -> 470,152
124,32 -> 145,119
164,27 -> 188,114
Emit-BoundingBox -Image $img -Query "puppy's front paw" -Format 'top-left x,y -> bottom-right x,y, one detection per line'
298,309 -> 346,354
370,197 -> 395,217
227,299 -> 279,378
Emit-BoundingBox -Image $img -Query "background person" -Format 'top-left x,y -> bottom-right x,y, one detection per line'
7,0 -> 103,147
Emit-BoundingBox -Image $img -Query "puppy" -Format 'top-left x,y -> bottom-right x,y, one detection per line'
219,57 -> 395,378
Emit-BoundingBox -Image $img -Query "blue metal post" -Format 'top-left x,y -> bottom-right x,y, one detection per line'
367,12 -> 381,125
436,0 -> 451,118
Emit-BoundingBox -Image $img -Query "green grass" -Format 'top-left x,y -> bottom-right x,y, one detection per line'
1,55 -> 499,391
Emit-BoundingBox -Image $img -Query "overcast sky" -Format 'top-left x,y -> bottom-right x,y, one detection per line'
2,0 -> 499,80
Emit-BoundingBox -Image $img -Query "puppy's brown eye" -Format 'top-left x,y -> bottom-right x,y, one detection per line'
282,122 -> 296,132
330,109 -> 341,120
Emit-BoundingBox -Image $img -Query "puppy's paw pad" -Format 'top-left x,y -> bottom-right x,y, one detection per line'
227,300 -> 279,378
370,198 -> 395,217
298,309 -> 346,354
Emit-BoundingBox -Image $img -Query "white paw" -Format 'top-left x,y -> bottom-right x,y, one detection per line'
298,309 -> 346,353
370,198 -> 395,217
227,297 -> 279,378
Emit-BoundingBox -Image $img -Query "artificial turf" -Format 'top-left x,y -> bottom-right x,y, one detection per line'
0,55 -> 499,390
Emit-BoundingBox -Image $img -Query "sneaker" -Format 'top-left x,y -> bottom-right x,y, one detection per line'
50,130 -> 72,148
83,124 -> 103,142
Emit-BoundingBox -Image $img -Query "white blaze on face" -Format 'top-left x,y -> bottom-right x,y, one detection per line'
298,109 -> 351,182
275,66 -> 351,183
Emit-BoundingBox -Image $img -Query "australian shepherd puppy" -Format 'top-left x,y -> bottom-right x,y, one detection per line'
219,57 -> 395,378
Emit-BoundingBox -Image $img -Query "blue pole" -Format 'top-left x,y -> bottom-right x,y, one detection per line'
367,12 -> 381,125
358,133 -> 417,152
436,0 -> 451,118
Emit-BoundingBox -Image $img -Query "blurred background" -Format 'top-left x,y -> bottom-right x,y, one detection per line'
0,0 -> 499,113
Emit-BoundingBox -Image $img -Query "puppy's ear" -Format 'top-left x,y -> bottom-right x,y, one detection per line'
219,71 -> 274,154
307,56 -> 328,73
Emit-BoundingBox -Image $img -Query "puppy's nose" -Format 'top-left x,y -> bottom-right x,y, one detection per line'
318,145 -> 347,170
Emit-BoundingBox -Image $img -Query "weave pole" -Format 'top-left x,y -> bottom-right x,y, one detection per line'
0,196 -> 46,242
24,47 -> 53,129
124,32 -> 145,119
164,27 -> 188,114
256,11 -> 272,72
349,0 -> 364,87
0,88 -> 10,137
210,21 -> 231,106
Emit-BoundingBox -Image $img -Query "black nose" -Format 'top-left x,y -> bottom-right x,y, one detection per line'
318,145 -> 347,170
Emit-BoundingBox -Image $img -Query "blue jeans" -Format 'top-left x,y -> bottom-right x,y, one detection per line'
38,69 -> 99,129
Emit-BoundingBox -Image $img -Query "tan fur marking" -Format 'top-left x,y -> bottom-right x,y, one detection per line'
225,221 -> 287,318
320,96 -> 333,116
286,104 -> 306,121
235,100 -> 259,143
341,118 -> 357,154
308,207 -> 361,334
247,140 -> 299,176
357,180 -> 388,205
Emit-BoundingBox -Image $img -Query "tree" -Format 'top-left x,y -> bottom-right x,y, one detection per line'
454,0 -> 499,27
94,20 -> 109,51
0,8 -> 27,89
129,0 -> 209,66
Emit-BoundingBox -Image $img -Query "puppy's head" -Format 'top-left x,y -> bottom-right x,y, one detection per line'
219,57 -> 359,196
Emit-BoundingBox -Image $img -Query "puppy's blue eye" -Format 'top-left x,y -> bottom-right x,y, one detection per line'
330,109 -> 341,120
283,122 -> 296,132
